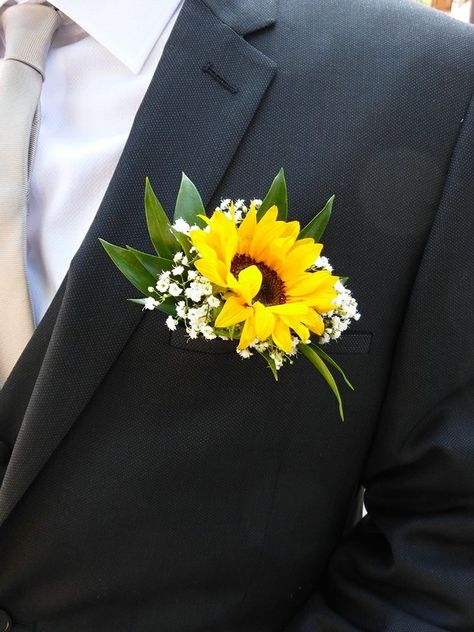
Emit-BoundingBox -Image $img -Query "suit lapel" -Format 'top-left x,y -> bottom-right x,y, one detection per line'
0,0 -> 277,525
0,275 -> 67,445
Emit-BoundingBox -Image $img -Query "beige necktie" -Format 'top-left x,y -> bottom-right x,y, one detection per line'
0,3 -> 61,386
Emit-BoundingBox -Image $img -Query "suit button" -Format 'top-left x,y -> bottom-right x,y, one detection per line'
0,609 -> 12,632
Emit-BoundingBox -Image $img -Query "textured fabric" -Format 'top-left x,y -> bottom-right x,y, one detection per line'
0,0 -> 183,326
0,0 -> 472,630
0,4 -> 60,385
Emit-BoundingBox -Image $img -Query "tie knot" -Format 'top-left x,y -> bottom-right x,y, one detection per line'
1,3 -> 62,79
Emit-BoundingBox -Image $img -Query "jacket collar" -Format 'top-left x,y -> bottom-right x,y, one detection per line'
201,0 -> 278,35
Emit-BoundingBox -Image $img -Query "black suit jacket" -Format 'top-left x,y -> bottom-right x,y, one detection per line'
0,0 -> 473,630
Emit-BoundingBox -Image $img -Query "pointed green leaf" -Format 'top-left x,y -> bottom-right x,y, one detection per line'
144,177 -> 179,259
156,297 -> 178,316
309,343 -> 354,390
299,342 -> 345,420
127,297 -> 177,316
213,329 -> 232,339
256,349 -> 279,381
299,195 -> 335,242
99,239 -> 156,295
125,246 -> 172,277
257,167 -> 288,221
173,173 -> 207,228
169,228 -> 192,258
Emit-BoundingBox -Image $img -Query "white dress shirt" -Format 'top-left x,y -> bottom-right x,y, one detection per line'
0,0 -> 183,325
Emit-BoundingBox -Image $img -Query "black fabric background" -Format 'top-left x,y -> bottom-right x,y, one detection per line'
0,0 -> 473,630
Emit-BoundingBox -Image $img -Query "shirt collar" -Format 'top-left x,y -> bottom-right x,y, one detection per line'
58,0 -> 184,73
0,0 -> 184,73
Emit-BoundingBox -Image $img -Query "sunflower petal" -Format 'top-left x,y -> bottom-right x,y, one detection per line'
285,270 -> 334,295
268,302 -> 309,316
209,211 -> 238,267
216,213 -> 238,268
237,205 -> 257,253
305,290 -> 338,314
253,301 -> 276,341
215,297 -> 249,328
227,265 -> 262,305
279,314 -> 310,342
249,205 -> 280,258
248,225 -> 279,260
271,318 -> 293,353
189,230 -> 213,255
301,309 -> 325,335
250,216 -> 291,261
240,265 -> 263,303
284,241 -> 323,275
238,311 -> 257,349
258,204 -> 279,225
194,257 -> 227,286
262,234 -> 300,271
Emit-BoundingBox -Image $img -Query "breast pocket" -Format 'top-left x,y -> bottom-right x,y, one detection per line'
169,327 -> 372,355
320,331 -> 373,355
169,326 -> 236,354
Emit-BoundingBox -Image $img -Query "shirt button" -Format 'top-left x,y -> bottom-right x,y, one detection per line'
0,609 -> 12,632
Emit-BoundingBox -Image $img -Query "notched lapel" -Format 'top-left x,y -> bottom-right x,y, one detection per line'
0,0 -> 277,525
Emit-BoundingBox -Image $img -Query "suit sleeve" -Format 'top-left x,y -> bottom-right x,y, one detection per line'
284,92 -> 474,632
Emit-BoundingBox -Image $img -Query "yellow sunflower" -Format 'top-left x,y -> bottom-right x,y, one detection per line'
189,203 -> 339,353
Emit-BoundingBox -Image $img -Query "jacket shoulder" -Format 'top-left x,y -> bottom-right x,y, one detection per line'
273,0 -> 474,89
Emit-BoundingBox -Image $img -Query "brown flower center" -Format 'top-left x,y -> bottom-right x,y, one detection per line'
231,254 -> 286,306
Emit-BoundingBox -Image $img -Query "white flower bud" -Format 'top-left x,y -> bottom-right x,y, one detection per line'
168,283 -> 183,297
165,316 -> 178,331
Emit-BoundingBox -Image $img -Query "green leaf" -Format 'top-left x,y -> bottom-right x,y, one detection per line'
173,173 -> 207,228
256,349 -> 279,381
213,329 -> 232,339
156,297 -> 179,316
309,343 -> 354,390
144,177 -> 179,259
125,246 -> 172,277
127,297 -> 177,316
99,239 -> 156,295
299,195 -> 334,242
299,342 -> 345,421
169,228 -> 192,259
257,168 -> 288,221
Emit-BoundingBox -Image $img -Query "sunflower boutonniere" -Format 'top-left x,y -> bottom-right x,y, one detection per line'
99,169 -> 360,420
